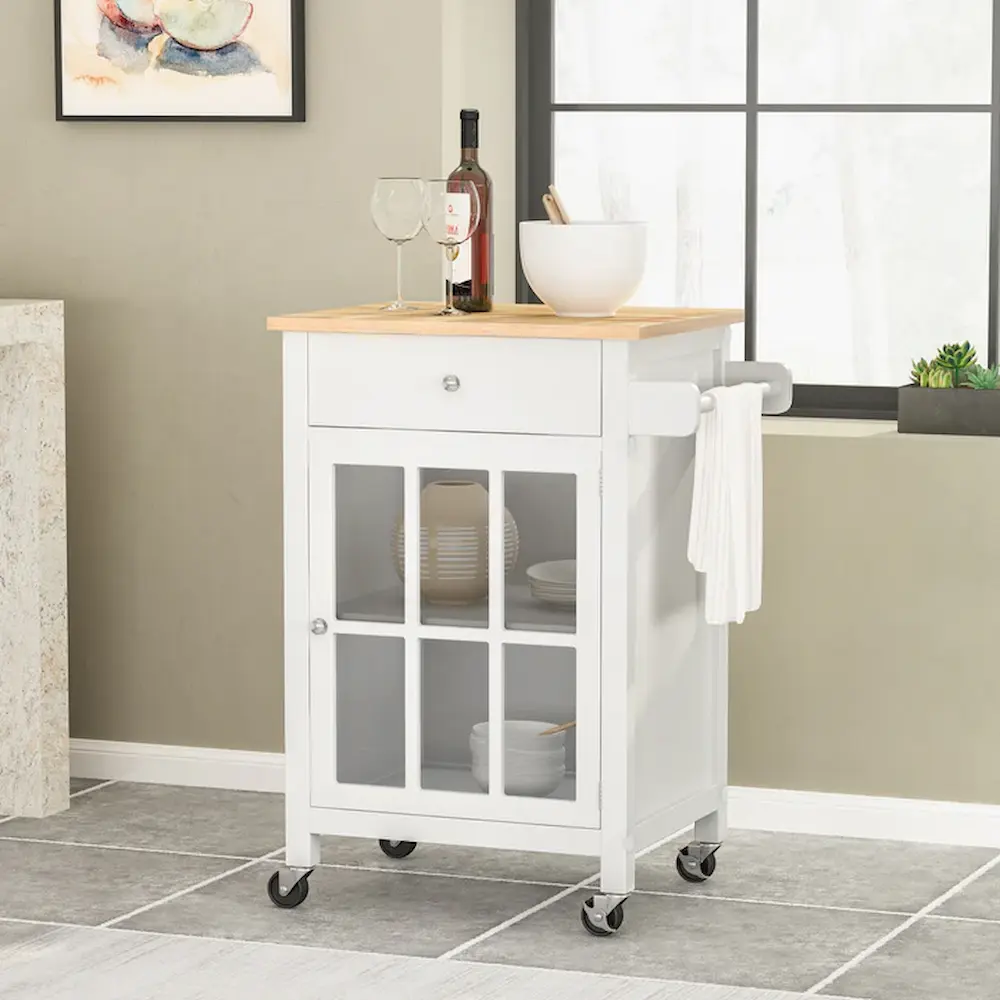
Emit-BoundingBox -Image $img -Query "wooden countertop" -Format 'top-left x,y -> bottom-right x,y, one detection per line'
267,303 -> 745,340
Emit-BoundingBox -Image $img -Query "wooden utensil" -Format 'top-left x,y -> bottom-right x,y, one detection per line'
548,184 -> 572,224
538,720 -> 576,736
542,192 -> 564,225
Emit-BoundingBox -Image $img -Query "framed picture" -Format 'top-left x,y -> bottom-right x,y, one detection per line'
54,0 -> 305,121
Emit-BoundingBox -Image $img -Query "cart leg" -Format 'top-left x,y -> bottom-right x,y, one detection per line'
694,800 -> 727,845
600,836 -> 635,896
267,829 -> 319,910
579,837 -> 633,937
286,829 -> 321,869
677,802 -> 726,884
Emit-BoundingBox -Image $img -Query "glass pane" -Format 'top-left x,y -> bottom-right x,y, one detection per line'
421,639 -> 488,794
555,112 -> 745,313
759,0 -> 992,105
757,114 -> 990,385
504,472 -> 576,634
554,0 -> 746,104
336,635 -> 404,787
336,465 -> 403,624
418,470 -> 491,628
504,646 -> 576,801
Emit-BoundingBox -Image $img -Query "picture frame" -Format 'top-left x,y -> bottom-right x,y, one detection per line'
54,0 -> 306,122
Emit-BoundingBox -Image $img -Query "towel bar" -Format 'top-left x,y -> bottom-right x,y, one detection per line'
628,362 -> 793,438
699,383 -> 772,413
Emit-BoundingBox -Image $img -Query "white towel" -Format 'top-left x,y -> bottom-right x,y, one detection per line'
687,382 -> 765,625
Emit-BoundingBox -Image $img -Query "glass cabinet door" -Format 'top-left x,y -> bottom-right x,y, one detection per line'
307,429 -> 601,828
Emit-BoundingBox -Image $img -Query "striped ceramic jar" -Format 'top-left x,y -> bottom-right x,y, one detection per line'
392,480 -> 519,605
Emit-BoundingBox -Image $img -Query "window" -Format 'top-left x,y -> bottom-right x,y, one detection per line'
517,0 -> 1000,418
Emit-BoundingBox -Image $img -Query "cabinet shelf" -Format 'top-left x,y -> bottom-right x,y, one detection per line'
337,583 -> 576,634
417,765 -> 577,801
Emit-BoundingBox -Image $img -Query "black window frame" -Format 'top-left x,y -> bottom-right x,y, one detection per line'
516,0 -> 1000,420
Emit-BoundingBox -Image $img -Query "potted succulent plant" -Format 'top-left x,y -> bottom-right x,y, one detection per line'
898,341 -> 1000,436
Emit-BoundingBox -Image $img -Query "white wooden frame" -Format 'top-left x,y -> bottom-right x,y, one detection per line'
305,427 -> 602,831
283,332 -> 321,868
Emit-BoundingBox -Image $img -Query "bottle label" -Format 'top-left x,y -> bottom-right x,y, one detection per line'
444,192 -> 471,242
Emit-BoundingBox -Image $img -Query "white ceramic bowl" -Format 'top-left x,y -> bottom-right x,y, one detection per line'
526,560 -> 576,587
469,724 -> 567,797
470,720 -> 566,753
471,759 -> 566,797
518,220 -> 648,318
470,744 -> 567,767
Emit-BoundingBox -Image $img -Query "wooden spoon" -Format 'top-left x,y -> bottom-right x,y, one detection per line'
538,720 -> 576,736
542,192 -> 564,224
548,184 -> 572,224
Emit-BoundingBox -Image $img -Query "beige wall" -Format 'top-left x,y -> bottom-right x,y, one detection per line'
0,0 -> 446,752
732,426 -> 1000,805
5,2 -> 998,807
440,0 -> 517,302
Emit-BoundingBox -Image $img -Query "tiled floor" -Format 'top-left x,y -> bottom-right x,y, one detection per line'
2,780 -> 999,999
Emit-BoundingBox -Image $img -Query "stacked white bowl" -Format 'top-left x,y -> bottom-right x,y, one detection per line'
469,720 -> 566,797
526,559 -> 576,607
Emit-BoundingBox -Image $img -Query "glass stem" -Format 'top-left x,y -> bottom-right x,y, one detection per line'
395,242 -> 404,306
446,246 -> 458,312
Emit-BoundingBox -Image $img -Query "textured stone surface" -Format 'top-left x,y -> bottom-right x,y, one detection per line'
0,299 -> 68,817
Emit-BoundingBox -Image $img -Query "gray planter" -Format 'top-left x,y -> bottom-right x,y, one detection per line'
898,384 -> 1000,437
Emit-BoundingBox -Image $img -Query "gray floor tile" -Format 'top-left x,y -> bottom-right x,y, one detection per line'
0,783 -> 283,858
120,862 -> 560,959
0,921 -> 57,949
0,840 -> 241,926
638,831 -> 997,914
0,925 -> 840,1000
70,777 -> 108,795
934,858 -> 1000,920
321,836 -> 597,886
461,889 -> 902,993
821,917 -> 1000,1000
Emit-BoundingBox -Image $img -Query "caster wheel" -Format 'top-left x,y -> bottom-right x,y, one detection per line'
676,847 -> 717,883
580,897 -> 624,937
267,871 -> 309,909
379,839 -> 417,860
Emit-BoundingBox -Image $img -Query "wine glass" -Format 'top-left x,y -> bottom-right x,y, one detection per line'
370,177 -> 425,311
422,178 -> 482,316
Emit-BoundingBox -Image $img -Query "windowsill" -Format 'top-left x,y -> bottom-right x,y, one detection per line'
765,416 -> 1000,442
763,416 -> 897,438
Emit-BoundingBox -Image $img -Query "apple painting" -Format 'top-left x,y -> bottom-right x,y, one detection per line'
115,0 -> 159,29
154,0 -> 254,51
96,0 -> 154,31
56,0 -> 304,120
99,0 -> 254,53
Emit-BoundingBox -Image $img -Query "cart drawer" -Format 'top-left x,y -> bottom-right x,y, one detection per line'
307,333 -> 602,436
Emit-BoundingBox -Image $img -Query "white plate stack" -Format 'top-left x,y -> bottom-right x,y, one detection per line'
526,559 -> 576,607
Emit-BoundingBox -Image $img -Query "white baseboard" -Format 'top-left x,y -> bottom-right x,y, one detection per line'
70,739 -> 285,794
70,740 -> 1000,848
729,786 -> 1000,849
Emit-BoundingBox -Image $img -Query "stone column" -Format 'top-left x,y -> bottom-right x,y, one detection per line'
0,300 -> 68,817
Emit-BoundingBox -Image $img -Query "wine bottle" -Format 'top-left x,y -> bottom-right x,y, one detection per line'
449,108 -> 493,313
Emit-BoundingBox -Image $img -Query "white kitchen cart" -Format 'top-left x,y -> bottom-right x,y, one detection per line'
267,303 -> 792,936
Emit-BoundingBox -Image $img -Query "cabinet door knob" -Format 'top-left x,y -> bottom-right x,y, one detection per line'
310,618 -> 328,635
442,374 -> 461,392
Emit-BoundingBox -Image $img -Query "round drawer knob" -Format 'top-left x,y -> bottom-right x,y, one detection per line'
310,618 -> 328,635
442,374 -> 461,393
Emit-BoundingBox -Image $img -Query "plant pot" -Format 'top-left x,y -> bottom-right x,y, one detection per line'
897,384 -> 1000,437
391,480 -> 519,605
